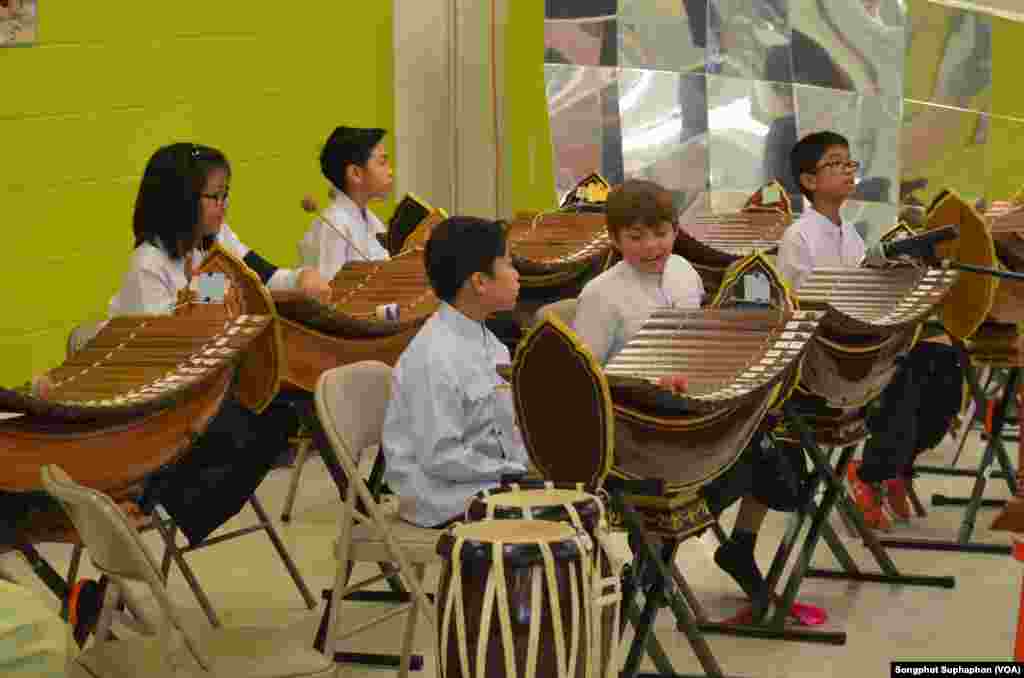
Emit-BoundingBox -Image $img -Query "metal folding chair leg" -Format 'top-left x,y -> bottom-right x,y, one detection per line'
248,495 -> 317,609
281,437 -> 314,523
150,508 -> 222,627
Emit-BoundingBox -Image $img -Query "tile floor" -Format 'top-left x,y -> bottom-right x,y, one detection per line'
31,428 -> 1022,677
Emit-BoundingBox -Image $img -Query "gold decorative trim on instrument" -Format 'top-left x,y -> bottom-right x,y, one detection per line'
711,251 -> 797,311
193,244 -> 284,413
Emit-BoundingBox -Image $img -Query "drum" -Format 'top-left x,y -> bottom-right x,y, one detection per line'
436,519 -> 592,678
465,482 -> 622,678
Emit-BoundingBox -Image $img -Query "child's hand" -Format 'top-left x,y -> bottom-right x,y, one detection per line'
31,376 -> 52,400
658,373 -> 688,394
297,268 -> 332,303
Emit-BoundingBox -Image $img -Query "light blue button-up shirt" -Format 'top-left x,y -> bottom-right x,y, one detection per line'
382,302 -> 529,527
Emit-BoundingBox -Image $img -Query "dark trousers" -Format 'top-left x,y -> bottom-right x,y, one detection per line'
141,395 -> 299,546
859,342 -> 965,483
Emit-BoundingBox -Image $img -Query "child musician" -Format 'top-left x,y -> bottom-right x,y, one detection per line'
298,126 -> 392,280
107,142 -> 323,546
381,216 -> 529,528
573,179 -> 782,601
109,143 -> 329,316
777,132 -> 963,529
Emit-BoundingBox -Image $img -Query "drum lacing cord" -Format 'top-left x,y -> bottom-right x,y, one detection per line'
442,534 -> 588,678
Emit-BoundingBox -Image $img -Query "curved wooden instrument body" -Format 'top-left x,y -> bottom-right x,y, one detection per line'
920,192 -> 1018,366
675,183 -> 792,293
514,254 -> 818,538
0,245 -> 280,548
385,192 -> 448,256
508,211 -> 616,305
784,260 -> 959,444
272,247 -> 437,391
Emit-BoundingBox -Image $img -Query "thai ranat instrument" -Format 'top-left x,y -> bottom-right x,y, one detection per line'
513,255 -> 819,538
465,481 -> 622,678
436,519 -> 594,678
384,192 -> 448,256
272,247 -> 438,391
919,191 -> 1005,365
0,244 -> 279,508
504,172 -> 616,322
675,181 -> 793,294
780,223 -> 964,444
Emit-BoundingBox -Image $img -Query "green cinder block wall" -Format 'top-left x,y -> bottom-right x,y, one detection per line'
1,1 -> 394,384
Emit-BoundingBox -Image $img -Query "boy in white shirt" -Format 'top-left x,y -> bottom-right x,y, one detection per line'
298,126 -> 392,280
573,180 -> 778,601
778,132 -> 964,530
775,131 -> 865,291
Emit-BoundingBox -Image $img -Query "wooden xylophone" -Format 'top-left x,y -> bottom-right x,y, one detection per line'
514,254 -> 818,538
675,181 -> 793,293
272,247 -> 438,391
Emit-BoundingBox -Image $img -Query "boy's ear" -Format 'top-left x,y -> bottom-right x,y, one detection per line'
345,163 -> 362,186
799,170 -> 816,195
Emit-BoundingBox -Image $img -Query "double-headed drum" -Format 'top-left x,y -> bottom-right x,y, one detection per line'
466,482 -> 621,678
436,519 -> 592,678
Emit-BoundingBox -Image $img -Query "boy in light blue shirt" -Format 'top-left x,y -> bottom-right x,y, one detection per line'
382,217 -> 529,527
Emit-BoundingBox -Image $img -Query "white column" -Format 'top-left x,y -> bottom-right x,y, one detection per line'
394,0 -> 507,218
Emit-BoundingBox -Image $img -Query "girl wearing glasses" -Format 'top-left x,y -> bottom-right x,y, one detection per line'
110,143 -> 329,316
103,143 -> 313,547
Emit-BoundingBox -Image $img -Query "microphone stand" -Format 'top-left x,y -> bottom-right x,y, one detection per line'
937,259 -> 1024,283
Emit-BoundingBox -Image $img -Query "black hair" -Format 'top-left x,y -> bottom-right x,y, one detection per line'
320,126 -> 387,195
132,143 -> 230,258
424,216 -> 508,303
790,131 -> 850,202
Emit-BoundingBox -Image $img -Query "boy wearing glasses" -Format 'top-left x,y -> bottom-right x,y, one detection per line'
299,126 -> 393,280
776,131 -> 865,291
778,132 -> 964,530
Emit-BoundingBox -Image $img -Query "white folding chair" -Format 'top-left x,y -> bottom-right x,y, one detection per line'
40,465 -> 334,678
315,362 -> 439,677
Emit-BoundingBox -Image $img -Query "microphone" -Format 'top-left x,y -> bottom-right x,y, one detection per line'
863,225 -> 959,267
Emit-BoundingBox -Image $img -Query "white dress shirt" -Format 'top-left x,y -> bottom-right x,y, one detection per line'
297,190 -> 390,280
381,303 -> 529,527
108,224 -> 301,317
573,255 -> 705,365
776,205 -> 866,291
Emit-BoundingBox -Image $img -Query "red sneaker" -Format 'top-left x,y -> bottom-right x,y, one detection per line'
885,478 -> 912,520
847,461 -> 891,530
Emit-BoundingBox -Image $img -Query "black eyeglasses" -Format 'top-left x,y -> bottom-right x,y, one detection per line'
201,190 -> 230,205
815,160 -> 860,174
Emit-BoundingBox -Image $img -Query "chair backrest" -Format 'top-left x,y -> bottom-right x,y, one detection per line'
40,465 -> 209,668
315,361 -> 393,471
533,298 -> 578,328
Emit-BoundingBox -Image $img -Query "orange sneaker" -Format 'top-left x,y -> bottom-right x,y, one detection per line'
885,478 -> 912,521
846,461 -> 891,530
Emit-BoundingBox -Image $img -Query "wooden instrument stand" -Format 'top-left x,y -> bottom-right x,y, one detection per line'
882,342 -> 1018,555
696,404 -> 956,646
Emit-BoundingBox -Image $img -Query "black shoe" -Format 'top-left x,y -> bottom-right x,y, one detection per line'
714,540 -> 765,600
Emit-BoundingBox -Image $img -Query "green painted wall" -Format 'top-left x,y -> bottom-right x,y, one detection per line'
2,1 -> 393,385
505,0 -> 558,214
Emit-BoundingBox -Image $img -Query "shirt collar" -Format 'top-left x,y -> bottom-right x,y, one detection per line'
330,189 -> 371,221
437,301 -> 488,344
806,204 -> 843,229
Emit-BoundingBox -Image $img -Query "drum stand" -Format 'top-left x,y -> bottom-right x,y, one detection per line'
697,403 -> 955,645
881,357 -> 1019,555
609,487 -> 747,678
